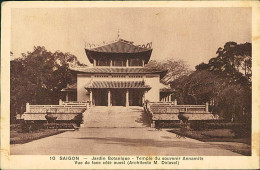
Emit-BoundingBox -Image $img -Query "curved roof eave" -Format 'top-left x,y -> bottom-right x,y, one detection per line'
69,67 -> 167,79
85,49 -> 152,64
85,48 -> 152,54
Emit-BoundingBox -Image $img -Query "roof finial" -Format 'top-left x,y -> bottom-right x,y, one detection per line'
117,28 -> 120,40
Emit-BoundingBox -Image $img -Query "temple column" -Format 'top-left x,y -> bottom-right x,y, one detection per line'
59,99 -> 62,105
110,59 -> 112,67
66,92 -> 69,101
93,59 -> 96,67
26,103 -> 30,112
90,90 -> 93,105
174,99 -> 177,105
126,89 -> 129,107
169,94 -> 172,102
126,59 -> 129,67
206,102 -> 209,112
108,89 -> 111,106
142,91 -> 146,104
142,59 -> 145,67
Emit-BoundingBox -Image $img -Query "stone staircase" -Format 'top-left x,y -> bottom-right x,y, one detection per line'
82,106 -> 150,128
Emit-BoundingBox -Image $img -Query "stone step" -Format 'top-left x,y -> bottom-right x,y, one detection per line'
82,106 -> 150,128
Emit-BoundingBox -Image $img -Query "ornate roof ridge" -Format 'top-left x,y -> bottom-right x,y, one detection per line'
85,38 -> 152,51
85,39 -> 118,49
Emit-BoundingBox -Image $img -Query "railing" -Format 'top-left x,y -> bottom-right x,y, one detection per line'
25,102 -> 89,114
148,102 -> 209,113
22,101 -> 91,121
59,100 -> 93,107
144,101 -> 212,127
149,100 -> 177,105
60,100 -> 90,105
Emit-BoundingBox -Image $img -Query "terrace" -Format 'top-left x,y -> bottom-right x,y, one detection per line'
144,101 -> 216,127
17,100 -> 91,122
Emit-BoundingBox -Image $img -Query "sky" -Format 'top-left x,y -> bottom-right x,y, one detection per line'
11,8 -> 251,69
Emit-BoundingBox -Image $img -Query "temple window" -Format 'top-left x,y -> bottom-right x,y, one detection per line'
129,75 -> 142,78
112,75 -> 126,78
94,74 -> 109,78
129,58 -> 142,66
96,59 -> 110,66
112,59 -> 126,67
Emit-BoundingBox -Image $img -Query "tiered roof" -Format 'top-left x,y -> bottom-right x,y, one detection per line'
70,67 -> 167,79
85,81 -> 151,89
85,39 -> 153,64
61,83 -> 77,92
86,39 -> 152,53
159,81 -> 174,93
61,81 -> 173,92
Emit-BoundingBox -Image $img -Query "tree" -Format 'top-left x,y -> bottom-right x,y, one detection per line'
196,42 -> 252,83
171,70 -> 217,105
10,46 -> 85,122
145,59 -> 192,84
172,42 -> 251,123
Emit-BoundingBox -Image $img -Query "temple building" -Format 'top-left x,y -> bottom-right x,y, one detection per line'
62,38 -> 174,106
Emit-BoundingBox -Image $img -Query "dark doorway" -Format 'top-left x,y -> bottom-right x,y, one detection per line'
111,89 -> 126,106
129,89 -> 143,106
93,89 -> 108,106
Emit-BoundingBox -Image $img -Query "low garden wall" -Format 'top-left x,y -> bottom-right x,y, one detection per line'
152,113 -> 215,121
18,101 -> 89,121
144,101 -> 217,127
21,112 -> 81,121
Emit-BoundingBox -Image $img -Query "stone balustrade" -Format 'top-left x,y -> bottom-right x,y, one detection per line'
59,100 -> 91,107
26,103 -> 87,113
21,101 -> 91,121
144,101 -> 214,127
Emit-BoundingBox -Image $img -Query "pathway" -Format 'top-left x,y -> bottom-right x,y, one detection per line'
83,106 -> 150,128
11,106 -> 241,155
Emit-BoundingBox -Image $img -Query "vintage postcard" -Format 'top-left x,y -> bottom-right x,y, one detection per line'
1,1 -> 260,169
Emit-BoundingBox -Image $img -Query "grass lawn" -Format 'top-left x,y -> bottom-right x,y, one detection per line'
169,128 -> 251,156
10,128 -> 66,144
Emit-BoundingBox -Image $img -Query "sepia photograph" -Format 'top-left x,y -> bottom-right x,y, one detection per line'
1,1 -> 260,169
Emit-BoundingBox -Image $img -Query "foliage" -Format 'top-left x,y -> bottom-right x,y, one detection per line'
72,113 -> 83,126
20,120 -> 43,133
189,121 -> 251,138
172,42 -> 251,123
45,114 -> 58,123
190,121 -> 245,130
145,59 -> 192,84
43,123 -> 77,129
156,121 -> 185,128
231,124 -> 251,138
10,128 -> 64,144
10,46 -> 85,122
196,42 -> 251,82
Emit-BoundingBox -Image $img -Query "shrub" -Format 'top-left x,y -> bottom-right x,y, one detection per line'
190,121 -> 251,138
21,120 -> 30,133
190,121 -> 207,131
20,120 -> 43,133
45,114 -> 57,123
156,121 -> 181,128
72,113 -> 83,126
231,124 -> 251,138
43,123 -> 77,129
